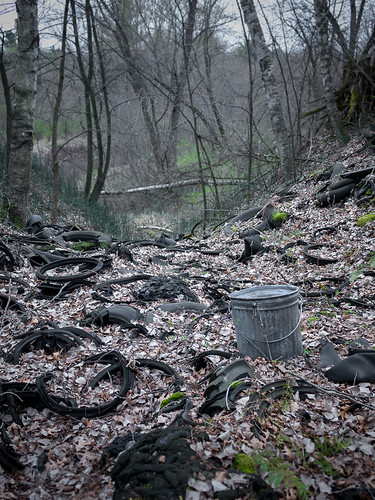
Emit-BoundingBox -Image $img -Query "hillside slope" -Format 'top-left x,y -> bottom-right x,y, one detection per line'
0,135 -> 374,499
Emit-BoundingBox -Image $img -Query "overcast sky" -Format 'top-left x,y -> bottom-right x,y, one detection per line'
0,0 -> 244,41
1,1 -> 17,31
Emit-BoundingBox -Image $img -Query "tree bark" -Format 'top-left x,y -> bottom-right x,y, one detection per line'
100,0 -> 165,173
0,34 -> 13,177
239,0 -> 295,181
313,0 -> 349,145
201,4 -> 226,143
100,177 -> 243,196
87,6 -> 112,203
71,0 -> 95,198
168,0 -> 198,169
51,0 -> 70,224
4,0 -> 39,226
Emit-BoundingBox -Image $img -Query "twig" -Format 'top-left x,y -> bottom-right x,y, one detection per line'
278,366 -> 375,412
0,278 -> 13,331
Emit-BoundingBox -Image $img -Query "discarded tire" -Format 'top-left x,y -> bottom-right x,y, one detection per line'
303,244 -> 338,265
316,178 -> 357,206
36,257 -> 103,282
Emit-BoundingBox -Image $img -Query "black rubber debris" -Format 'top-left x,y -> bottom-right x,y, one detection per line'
238,235 -> 263,263
35,279 -> 93,299
36,351 -> 132,418
36,257 -> 103,282
0,293 -> 26,319
325,352 -> 375,384
316,177 -> 357,206
199,359 -> 254,417
6,328 -> 86,364
191,350 -> 234,371
159,301 -> 207,313
136,275 -> 198,302
0,241 -> 17,270
302,244 -> 338,265
110,426 -> 203,500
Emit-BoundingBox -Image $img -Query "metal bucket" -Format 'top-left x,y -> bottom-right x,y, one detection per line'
229,285 -> 303,361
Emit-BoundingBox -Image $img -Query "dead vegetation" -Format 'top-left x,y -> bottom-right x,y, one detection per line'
0,135 -> 374,499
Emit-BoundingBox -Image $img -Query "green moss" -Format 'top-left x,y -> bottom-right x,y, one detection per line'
272,211 -> 287,223
230,380 -> 244,389
233,453 -> 257,474
71,241 -> 108,251
357,213 -> 375,227
347,88 -> 360,121
160,391 -> 184,409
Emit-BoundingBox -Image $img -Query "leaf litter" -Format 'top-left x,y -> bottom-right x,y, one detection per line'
0,136 -> 374,499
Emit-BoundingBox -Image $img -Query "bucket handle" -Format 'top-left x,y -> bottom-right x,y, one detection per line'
254,297 -> 302,344
225,377 -> 253,410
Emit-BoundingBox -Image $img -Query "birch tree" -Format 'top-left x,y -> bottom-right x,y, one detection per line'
239,0 -> 295,181
3,0 -> 39,225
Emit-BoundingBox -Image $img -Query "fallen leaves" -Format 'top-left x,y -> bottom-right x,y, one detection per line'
0,137 -> 374,499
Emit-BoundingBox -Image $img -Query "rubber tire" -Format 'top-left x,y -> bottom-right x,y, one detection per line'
36,257 -> 103,282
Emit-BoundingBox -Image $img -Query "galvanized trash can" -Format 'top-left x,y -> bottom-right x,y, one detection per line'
229,285 -> 303,361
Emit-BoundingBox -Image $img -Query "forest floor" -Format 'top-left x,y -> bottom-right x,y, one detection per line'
0,135 -> 374,499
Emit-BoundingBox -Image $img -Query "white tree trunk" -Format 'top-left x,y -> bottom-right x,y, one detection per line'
5,0 -> 39,225
100,178 -> 243,196
239,0 -> 294,181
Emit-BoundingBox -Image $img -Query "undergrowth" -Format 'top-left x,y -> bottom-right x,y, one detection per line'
28,152 -> 131,240
232,428 -> 351,498
252,449 -> 309,499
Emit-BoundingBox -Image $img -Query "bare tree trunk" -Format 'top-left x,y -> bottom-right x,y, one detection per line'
51,0 -> 69,224
71,0 -> 113,202
100,0 -> 165,173
184,41 -> 208,221
88,6 -> 112,203
100,177 -> 242,196
4,0 -> 39,226
71,0 -> 95,198
239,0 -> 295,181
237,0 -> 254,203
314,0 -> 349,145
201,4 -> 226,144
168,0 -> 198,171
325,0 -> 366,62
0,34 -> 12,177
